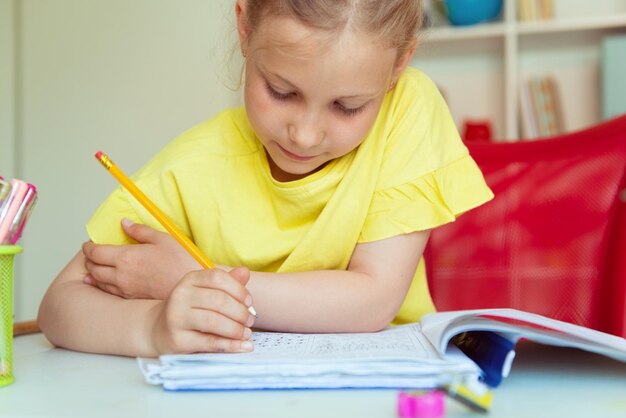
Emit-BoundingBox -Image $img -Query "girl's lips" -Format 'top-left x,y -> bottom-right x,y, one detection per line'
277,144 -> 316,161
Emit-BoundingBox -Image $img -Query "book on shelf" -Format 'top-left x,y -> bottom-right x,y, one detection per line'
519,78 -> 538,138
541,76 -> 564,135
517,0 -> 554,22
519,75 -> 563,139
138,308 -> 626,392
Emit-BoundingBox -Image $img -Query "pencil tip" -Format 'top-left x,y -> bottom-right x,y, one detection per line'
249,306 -> 258,318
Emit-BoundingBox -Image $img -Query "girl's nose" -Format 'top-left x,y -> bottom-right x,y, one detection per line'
288,113 -> 325,148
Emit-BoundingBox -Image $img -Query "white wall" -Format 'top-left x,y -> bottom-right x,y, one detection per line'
4,0 -> 242,321
0,0 -> 16,177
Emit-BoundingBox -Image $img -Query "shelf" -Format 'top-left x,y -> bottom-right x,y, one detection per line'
426,22 -> 507,42
517,14 -> 626,35
427,14 -> 626,43
418,0 -> 626,140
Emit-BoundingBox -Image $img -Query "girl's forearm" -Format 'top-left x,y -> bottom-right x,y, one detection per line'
38,257 -> 162,357
247,270 -> 404,333
40,281 -> 161,357
245,233 -> 427,334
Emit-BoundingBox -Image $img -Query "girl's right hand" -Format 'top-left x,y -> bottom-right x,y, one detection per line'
82,219 -> 199,300
150,266 -> 255,354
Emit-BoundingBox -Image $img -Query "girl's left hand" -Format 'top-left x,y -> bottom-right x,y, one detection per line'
82,218 -> 201,300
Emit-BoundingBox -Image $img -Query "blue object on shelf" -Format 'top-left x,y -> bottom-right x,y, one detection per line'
444,0 -> 503,26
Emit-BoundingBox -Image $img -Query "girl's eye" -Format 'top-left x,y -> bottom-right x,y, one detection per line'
334,102 -> 365,117
265,83 -> 293,101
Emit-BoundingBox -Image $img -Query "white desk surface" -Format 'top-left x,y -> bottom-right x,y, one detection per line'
1,333 -> 625,418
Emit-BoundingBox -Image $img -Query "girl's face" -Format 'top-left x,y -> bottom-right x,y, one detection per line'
239,11 -> 403,182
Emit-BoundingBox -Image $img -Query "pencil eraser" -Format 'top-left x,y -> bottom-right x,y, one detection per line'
95,151 -> 103,160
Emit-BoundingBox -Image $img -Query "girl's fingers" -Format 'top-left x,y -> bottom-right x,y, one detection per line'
84,259 -> 117,285
187,286 -> 254,326
82,241 -> 120,267
229,266 -> 251,286
187,270 -> 252,307
159,270 -> 256,354
185,308 -> 252,341
121,218 -> 171,245
179,331 -> 254,354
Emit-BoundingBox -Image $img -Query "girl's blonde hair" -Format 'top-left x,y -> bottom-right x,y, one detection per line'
244,0 -> 423,57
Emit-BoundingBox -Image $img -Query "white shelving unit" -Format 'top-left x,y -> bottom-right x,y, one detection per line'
414,0 -> 626,140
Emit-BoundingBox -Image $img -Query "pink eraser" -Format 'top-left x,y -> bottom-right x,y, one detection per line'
95,151 -> 103,160
397,390 -> 445,418
414,391 -> 445,418
398,392 -> 417,418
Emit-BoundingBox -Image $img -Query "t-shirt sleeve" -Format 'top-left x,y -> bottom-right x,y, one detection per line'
359,70 -> 494,242
86,168 -> 189,245
86,184 -> 143,245
85,110 -> 251,247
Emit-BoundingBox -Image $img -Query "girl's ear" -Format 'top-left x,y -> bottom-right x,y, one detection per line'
391,38 -> 418,86
236,0 -> 250,56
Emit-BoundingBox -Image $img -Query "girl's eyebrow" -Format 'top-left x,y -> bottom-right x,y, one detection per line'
261,66 -> 380,101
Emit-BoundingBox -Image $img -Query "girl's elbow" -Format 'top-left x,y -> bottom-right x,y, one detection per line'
37,295 -> 55,342
364,304 -> 399,332
37,288 -> 66,347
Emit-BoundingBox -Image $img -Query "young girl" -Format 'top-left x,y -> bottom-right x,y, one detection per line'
39,0 -> 493,357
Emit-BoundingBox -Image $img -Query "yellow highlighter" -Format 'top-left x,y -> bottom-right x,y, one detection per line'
95,151 -> 257,318
445,376 -> 493,413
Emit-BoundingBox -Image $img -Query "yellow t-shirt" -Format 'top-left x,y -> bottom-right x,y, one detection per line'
86,67 -> 494,324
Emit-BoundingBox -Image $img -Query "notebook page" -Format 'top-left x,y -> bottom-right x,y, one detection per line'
159,324 -> 443,365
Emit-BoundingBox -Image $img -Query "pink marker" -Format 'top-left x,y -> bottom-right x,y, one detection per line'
0,179 -> 28,244
7,184 -> 37,244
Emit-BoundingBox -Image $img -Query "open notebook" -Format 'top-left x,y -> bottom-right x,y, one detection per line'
138,308 -> 626,391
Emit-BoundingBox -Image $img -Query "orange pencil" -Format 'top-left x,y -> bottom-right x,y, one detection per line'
95,151 -> 257,317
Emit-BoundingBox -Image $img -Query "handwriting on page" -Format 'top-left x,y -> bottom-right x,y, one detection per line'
252,333 -> 309,353
251,325 -> 429,359
309,333 -> 426,357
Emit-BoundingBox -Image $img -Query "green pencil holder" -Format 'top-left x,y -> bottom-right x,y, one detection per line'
0,245 -> 21,387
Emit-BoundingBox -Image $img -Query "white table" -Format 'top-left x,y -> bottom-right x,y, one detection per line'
1,333 -> 625,418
